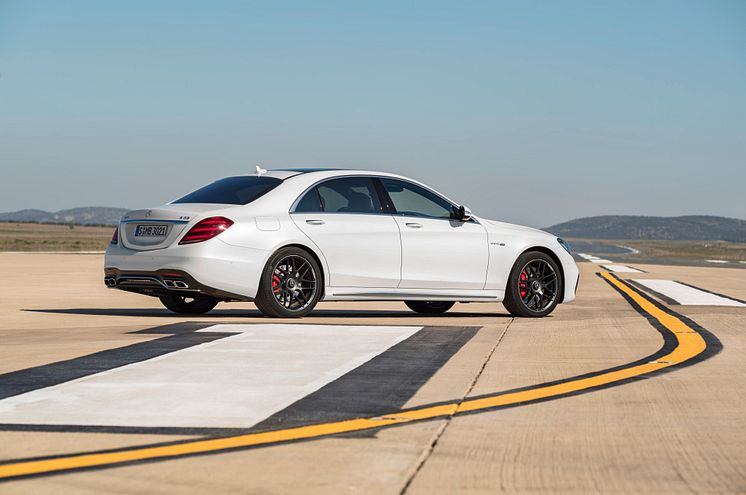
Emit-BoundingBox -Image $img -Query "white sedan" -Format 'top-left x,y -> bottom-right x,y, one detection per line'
105,169 -> 579,317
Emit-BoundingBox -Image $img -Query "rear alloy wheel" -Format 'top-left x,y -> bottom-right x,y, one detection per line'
159,294 -> 219,314
254,247 -> 322,318
405,301 -> 455,314
503,251 -> 562,317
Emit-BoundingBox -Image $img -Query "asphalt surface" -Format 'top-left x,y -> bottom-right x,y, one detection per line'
0,253 -> 744,493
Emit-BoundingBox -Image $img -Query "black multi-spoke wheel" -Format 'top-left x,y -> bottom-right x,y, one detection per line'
254,247 -> 321,318
159,294 -> 219,314
270,255 -> 317,311
503,251 -> 563,317
405,301 -> 455,314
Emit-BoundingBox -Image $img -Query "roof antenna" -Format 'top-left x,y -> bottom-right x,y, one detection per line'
255,165 -> 267,176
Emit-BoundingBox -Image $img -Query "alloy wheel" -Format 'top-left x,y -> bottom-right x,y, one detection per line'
271,255 -> 318,312
518,259 -> 558,312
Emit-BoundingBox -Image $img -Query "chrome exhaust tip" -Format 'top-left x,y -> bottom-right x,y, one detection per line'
164,279 -> 190,289
104,277 -> 117,287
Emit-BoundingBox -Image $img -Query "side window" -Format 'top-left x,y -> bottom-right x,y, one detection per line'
316,177 -> 383,214
294,188 -> 323,212
381,178 -> 454,219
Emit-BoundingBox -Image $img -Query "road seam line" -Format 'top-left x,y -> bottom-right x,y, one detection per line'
399,318 -> 513,494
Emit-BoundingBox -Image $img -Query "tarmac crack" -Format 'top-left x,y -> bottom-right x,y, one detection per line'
398,318 -> 514,494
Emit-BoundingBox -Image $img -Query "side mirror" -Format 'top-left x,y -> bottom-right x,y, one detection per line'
452,205 -> 473,222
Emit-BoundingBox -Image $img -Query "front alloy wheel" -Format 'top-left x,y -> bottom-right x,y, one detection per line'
503,251 -> 562,317
254,247 -> 321,318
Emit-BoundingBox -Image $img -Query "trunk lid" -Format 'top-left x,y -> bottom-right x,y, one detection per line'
119,204 -> 222,251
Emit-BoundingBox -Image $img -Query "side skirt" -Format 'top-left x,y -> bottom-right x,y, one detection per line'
322,287 -> 504,302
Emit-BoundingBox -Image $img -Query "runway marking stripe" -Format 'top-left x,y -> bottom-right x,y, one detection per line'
0,325 -> 422,429
601,265 -> 643,274
0,272 -> 715,481
632,279 -> 746,307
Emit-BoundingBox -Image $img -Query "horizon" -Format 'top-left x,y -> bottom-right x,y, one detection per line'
1,1 -> 745,227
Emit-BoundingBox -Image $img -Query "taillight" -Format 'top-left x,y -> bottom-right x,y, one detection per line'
179,216 -> 234,245
110,226 -> 119,245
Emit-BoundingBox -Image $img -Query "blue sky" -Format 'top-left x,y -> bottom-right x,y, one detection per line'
1,0 -> 744,226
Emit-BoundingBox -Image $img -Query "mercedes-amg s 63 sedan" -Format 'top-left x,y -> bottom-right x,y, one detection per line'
104,168 -> 578,317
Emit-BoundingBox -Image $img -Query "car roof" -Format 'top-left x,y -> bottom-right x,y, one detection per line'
250,168 -> 404,180
241,168 -> 464,210
275,167 -> 342,173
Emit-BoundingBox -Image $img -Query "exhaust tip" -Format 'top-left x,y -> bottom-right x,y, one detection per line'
164,279 -> 190,289
104,277 -> 117,287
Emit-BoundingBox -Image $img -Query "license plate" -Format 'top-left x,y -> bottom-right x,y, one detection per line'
134,224 -> 168,237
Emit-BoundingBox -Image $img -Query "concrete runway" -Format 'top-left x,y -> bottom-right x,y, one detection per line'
0,253 -> 744,493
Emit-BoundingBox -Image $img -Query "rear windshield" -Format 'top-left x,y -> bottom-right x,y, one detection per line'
172,176 -> 282,205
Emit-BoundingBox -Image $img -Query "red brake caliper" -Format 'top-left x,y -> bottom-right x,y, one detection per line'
519,270 -> 527,298
272,274 -> 281,294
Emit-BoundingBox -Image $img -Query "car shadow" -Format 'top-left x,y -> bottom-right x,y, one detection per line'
22,308 -> 510,319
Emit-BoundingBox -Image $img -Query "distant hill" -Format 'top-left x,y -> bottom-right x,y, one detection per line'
0,207 -> 128,226
546,215 -> 746,242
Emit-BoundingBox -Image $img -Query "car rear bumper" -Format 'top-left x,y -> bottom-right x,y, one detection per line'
103,267 -> 249,301
104,239 -> 267,300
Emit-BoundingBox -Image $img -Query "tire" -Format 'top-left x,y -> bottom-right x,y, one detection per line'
254,246 -> 322,318
503,251 -> 563,317
405,301 -> 455,314
159,294 -> 219,314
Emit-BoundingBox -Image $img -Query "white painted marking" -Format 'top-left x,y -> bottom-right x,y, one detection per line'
617,245 -> 640,254
0,324 -> 422,429
577,253 -> 595,260
632,280 -> 746,307
705,259 -> 729,264
602,264 -> 643,273
590,259 -> 612,263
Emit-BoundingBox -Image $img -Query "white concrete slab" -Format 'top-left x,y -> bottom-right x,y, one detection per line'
0,324 -> 422,429
602,265 -> 643,273
590,259 -> 612,264
633,280 -> 746,307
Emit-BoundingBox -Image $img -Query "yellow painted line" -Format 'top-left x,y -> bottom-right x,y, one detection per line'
459,272 -> 707,413
0,272 -> 711,481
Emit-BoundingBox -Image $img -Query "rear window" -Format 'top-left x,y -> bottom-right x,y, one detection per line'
172,176 -> 282,205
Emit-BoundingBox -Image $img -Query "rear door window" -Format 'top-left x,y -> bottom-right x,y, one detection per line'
315,177 -> 383,214
294,188 -> 323,212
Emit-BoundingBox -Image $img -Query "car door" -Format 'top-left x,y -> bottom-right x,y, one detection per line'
291,176 -> 401,288
379,177 -> 489,290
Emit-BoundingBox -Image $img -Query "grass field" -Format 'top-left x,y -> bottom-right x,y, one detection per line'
568,238 -> 746,265
0,222 -> 112,251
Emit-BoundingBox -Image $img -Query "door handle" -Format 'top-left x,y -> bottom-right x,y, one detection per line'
305,219 -> 325,225
405,222 -> 423,228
